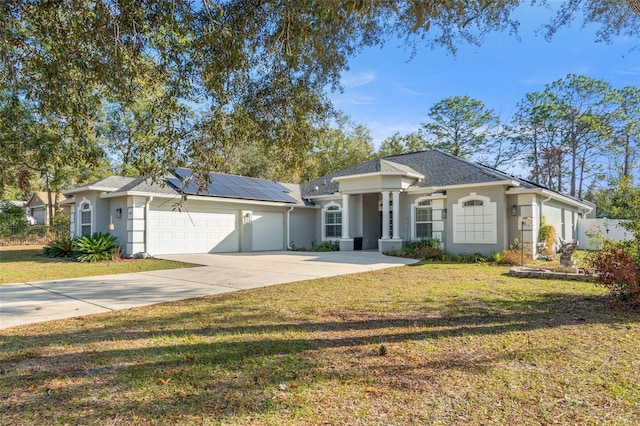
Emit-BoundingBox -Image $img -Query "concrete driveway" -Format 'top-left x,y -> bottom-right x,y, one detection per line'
0,251 -> 416,330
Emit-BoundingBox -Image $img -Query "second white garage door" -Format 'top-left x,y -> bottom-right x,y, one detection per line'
252,211 -> 284,251
147,207 -> 239,255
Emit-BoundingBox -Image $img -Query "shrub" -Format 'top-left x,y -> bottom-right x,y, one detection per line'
389,239 -> 444,260
589,243 -> 640,308
73,232 -> 119,262
0,201 -> 28,236
312,240 -> 339,252
43,237 -> 77,258
495,249 -> 524,265
538,218 -> 556,256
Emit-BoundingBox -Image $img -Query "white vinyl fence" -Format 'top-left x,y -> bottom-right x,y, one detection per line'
576,218 -> 633,250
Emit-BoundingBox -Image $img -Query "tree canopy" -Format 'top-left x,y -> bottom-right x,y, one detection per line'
1,1 -> 639,195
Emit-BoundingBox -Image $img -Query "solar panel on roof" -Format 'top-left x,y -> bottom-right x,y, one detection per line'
168,169 -> 296,203
173,167 -> 193,180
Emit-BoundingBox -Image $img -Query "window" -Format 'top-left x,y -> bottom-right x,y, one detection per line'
452,193 -> 497,244
324,204 -> 342,239
415,200 -> 433,239
80,202 -> 92,237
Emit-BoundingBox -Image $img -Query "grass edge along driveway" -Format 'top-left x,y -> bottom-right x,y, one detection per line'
0,246 -> 198,284
1,263 -> 638,425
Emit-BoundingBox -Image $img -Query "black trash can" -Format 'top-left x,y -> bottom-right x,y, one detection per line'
354,237 -> 363,251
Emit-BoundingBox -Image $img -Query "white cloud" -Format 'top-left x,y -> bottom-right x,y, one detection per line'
332,94 -> 377,106
341,71 -> 375,89
615,67 -> 640,76
393,83 -> 426,96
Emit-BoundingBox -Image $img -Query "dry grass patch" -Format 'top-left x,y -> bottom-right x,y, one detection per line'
1,263 -> 639,425
0,246 -> 197,284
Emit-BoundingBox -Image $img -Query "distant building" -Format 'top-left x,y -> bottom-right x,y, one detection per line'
26,192 -> 70,225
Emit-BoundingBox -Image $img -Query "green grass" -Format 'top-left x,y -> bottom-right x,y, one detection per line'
0,246 -> 198,284
1,263 -> 639,425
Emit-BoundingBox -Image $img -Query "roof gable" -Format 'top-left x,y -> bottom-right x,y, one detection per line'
26,192 -> 69,207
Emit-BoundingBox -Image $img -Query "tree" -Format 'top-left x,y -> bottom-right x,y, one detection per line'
606,86 -> 640,181
98,74 -> 193,177
512,91 -> 568,191
511,75 -> 612,198
421,95 -> 500,160
377,132 -> 427,157
303,115 -> 374,181
1,0 -> 639,191
548,75 -> 611,198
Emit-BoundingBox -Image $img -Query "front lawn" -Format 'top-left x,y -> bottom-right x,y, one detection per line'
1,263 -> 638,425
0,246 -> 197,284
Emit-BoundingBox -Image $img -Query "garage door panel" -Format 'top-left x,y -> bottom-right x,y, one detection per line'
252,211 -> 284,251
148,207 -> 239,255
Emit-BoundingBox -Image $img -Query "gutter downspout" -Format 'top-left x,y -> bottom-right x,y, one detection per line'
539,193 -> 553,220
286,206 -> 295,250
538,193 -> 553,256
144,196 -> 153,255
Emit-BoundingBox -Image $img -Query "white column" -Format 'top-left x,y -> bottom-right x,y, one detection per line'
381,191 -> 390,239
341,194 -> 350,239
392,191 -> 400,239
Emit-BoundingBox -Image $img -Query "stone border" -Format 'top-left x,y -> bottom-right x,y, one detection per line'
508,266 -> 595,282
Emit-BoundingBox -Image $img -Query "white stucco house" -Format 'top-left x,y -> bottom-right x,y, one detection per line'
62,150 -> 595,257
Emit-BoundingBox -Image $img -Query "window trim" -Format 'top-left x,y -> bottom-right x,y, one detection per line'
78,198 -> 93,237
323,202 -> 342,241
415,199 -> 433,240
452,193 -> 497,244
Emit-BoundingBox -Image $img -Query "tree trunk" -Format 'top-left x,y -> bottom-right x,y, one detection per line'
623,134 -> 632,179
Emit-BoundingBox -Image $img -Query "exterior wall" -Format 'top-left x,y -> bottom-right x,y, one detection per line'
350,194 -> 363,237
362,193 -> 380,250
289,208 -> 317,250
127,196 -> 147,256
108,198 -> 128,253
445,186 -> 509,256
541,199 -> 580,243
515,193 -> 539,258
404,192 -> 446,245
506,194 -> 520,250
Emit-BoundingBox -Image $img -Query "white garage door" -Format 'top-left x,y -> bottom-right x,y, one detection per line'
252,211 -> 284,251
148,207 -> 239,255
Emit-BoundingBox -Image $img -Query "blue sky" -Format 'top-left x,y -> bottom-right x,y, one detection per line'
329,4 -> 639,147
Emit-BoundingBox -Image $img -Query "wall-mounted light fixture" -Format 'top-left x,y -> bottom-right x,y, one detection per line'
442,208 -> 447,219
114,208 -> 122,219
511,205 -> 518,216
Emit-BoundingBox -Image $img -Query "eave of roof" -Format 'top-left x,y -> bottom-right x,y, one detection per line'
405,179 -> 520,193
332,169 -> 423,182
505,187 -> 593,210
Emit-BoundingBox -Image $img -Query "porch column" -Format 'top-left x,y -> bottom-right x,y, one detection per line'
341,193 -> 350,239
392,191 -> 400,239
381,191 -> 390,239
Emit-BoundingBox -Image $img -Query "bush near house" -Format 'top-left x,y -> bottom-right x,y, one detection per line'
43,232 -> 119,263
387,239 -> 495,263
311,240 -> 340,251
589,241 -> 640,308
538,218 -> 556,257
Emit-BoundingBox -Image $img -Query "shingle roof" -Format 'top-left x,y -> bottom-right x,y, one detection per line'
76,172 -> 309,205
115,175 -> 178,195
300,150 -> 530,197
